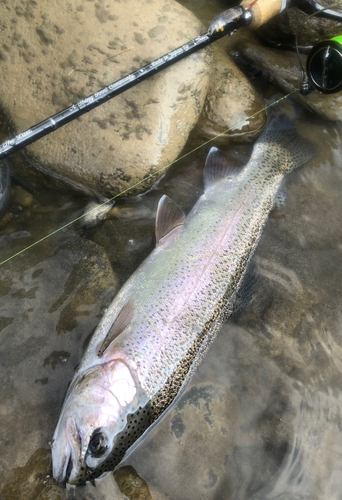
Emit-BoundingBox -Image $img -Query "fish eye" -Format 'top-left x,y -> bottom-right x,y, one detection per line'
88,433 -> 108,457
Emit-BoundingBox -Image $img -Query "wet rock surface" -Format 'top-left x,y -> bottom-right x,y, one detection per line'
0,0 -> 270,201
0,193 -> 118,494
0,0 -> 212,198
194,47 -> 266,143
233,41 -> 342,121
258,1 -> 342,47
13,185 -> 34,208
114,466 -> 155,500
175,0 -> 267,143
1,448 -> 62,500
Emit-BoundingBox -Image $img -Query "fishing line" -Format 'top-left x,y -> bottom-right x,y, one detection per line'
0,89 -> 297,268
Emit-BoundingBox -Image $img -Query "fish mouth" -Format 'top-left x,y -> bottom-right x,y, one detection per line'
51,439 -> 72,484
63,455 -> 89,486
52,416 -> 89,485
64,454 -> 73,484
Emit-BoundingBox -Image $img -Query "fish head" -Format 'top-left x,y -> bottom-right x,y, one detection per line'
51,359 -> 144,485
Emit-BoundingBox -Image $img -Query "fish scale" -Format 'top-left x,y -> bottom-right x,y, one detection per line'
122,192 -> 270,396
51,116 -> 314,485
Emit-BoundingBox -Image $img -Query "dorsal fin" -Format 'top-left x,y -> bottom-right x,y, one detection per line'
155,195 -> 186,245
97,298 -> 135,357
204,147 -> 241,191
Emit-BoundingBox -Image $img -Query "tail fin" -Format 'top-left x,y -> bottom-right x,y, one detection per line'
252,115 -> 315,174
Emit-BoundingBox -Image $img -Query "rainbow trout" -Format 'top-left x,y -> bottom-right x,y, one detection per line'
51,116 -> 313,485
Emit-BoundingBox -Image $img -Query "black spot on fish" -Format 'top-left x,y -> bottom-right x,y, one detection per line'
87,405 -> 153,480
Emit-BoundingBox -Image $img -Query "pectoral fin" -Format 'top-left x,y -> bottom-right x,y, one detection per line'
155,195 -> 186,245
97,298 -> 135,357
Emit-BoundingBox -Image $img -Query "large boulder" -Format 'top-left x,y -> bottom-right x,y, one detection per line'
0,0 -> 212,198
194,47 -> 266,143
258,1 -> 342,46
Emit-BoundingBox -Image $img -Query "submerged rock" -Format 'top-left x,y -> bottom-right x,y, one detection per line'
114,466 -> 154,500
233,41 -> 342,121
194,47 -> 266,143
0,448 -> 62,500
13,185 -> 34,209
0,196 -> 118,492
258,1 -> 342,47
0,0 -> 212,199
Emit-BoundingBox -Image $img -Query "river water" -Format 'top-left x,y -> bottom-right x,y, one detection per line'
1,2 -> 342,500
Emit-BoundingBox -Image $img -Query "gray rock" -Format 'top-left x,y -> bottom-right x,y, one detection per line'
0,0 -> 212,199
258,1 -> 342,47
0,0 -> 269,201
234,41 -> 342,121
194,47 -> 266,143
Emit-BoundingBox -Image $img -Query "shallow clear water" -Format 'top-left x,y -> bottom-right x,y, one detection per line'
1,2 -> 342,500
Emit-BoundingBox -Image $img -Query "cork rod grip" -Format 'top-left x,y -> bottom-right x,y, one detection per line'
240,0 -> 282,29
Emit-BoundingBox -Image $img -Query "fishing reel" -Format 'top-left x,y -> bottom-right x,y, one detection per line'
301,35 -> 342,94
294,0 -> 342,95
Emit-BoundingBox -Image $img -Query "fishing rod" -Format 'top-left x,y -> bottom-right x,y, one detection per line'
0,0 -> 341,163
0,4 -> 251,162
